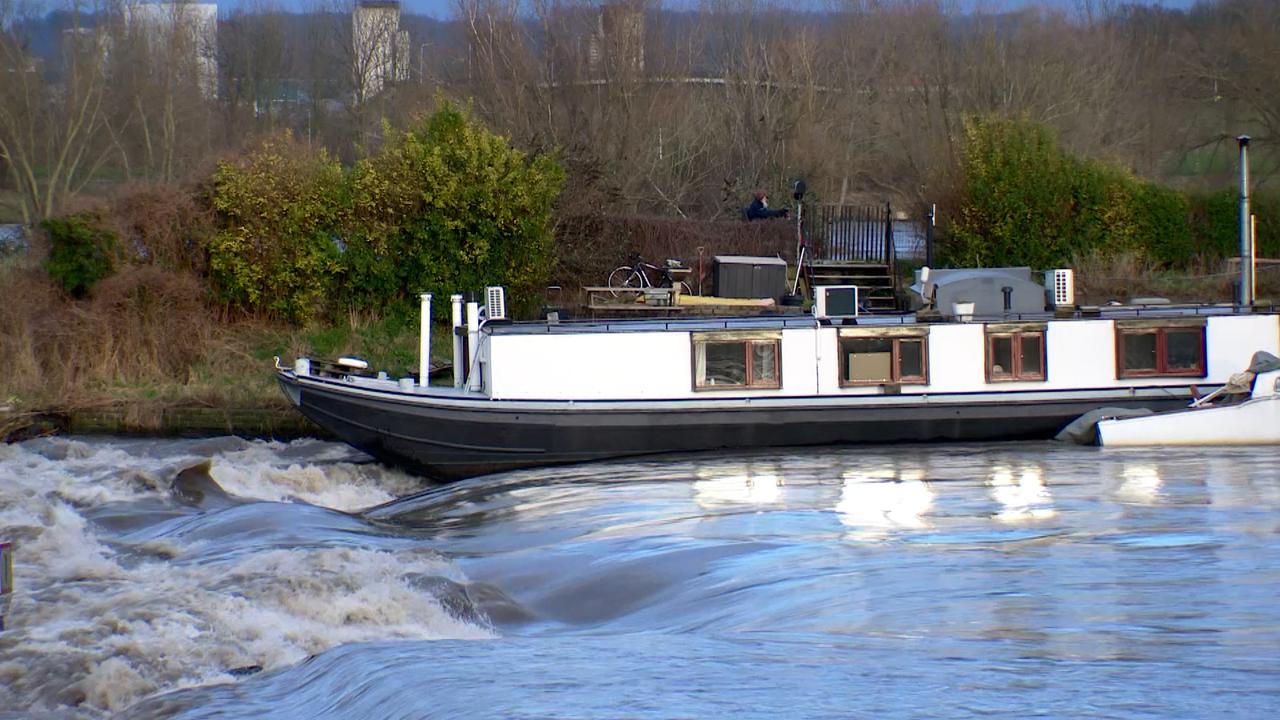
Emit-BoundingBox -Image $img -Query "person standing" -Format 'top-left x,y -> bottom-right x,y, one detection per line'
745,190 -> 788,220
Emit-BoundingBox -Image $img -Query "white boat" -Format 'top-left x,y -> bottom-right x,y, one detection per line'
1097,357 -> 1280,447
275,273 -> 1280,480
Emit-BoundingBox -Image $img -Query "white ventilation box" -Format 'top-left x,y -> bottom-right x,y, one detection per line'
813,285 -> 859,319
1045,269 -> 1074,308
485,286 -> 507,320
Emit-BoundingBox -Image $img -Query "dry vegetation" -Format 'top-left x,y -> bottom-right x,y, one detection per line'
2,0 -> 1277,224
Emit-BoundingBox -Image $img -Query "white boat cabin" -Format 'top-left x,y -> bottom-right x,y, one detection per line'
466,308 -> 1279,402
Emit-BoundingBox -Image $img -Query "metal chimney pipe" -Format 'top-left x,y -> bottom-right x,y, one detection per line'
1238,135 -> 1253,306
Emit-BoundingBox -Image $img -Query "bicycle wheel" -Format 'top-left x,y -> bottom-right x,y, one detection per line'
607,266 -> 643,297
677,281 -> 693,297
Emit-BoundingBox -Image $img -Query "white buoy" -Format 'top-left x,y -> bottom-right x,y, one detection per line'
294,358 -> 311,376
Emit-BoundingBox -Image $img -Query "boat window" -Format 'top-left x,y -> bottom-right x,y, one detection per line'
1115,324 -> 1205,378
693,335 -> 782,390
839,335 -> 928,386
986,329 -> 1046,382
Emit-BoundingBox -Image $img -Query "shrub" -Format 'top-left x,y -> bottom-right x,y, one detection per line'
1130,182 -> 1193,264
947,116 -> 1076,269
342,101 -> 565,316
108,182 -> 215,275
42,212 -> 120,298
1188,188 -> 1280,260
946,115 -> 1219,270
209,133 -> 347,323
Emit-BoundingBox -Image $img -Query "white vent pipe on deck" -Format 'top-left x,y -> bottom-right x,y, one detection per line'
451,294 -> 464,388
418,293 -> 432,388
1238,135 -> 1254,306
466,301 -> 481,392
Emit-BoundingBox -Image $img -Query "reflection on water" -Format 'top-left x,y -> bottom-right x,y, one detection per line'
1118,463 -> 1163,504
988,464 -> 1056,522
693,464 -> 784,505
836,465 -> 934,539
2,439 -> 1280,719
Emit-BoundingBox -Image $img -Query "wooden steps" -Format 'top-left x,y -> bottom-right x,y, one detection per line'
809,261 -> 897,311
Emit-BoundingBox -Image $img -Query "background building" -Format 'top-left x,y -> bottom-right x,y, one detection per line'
123,2 -> 218,98
353,0 -> 410,101
588,1 -> 644,78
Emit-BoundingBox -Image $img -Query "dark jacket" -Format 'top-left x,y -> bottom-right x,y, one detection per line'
745,197 -> 787,221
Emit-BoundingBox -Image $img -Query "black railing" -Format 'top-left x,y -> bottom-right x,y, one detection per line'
803,203 -> 893,264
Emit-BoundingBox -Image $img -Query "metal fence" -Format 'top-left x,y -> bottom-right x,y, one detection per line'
802,204 -> 893,263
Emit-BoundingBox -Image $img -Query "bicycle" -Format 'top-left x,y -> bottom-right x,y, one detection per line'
607,255 -> 693,298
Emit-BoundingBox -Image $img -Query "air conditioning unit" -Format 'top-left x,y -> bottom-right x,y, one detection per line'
814,285 -> 859,319
485,286 -> 507,320
1045,269 -> 1074,308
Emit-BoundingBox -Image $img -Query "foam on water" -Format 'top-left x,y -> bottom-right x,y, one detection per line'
0,438 -> 491,717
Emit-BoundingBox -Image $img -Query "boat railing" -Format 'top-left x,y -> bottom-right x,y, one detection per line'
487,302 -> 1279,335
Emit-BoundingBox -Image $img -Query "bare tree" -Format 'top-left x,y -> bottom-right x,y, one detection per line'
0,0 -> 112,222
219,0 -> 287,139
106,0 -> 219,183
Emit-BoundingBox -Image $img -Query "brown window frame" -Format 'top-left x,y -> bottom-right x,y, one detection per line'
838,334 -> 929,387
986,329 -> 1047,382
692,336 -> 782,391
1114,324 -> 1206,378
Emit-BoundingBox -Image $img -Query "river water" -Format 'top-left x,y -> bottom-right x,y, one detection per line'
1,436 -> 1277,718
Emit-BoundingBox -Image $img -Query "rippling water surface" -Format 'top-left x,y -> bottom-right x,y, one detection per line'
1,437 -> 1278,718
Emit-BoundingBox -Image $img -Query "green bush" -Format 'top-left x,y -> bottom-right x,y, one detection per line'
42,212 -> 119,298
342,101 -> 565,317
1130,182 -> 1193,264
945,115 -> 1231,270
1188,188 -> 1279,260
206,105 -> 564,322
209,134 -> 348,323
947,116 -> 1076,269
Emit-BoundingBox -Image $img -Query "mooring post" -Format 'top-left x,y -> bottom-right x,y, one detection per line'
1,541 -> 12,631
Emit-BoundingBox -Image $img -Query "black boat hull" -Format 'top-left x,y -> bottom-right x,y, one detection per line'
280,372 -> 1192,481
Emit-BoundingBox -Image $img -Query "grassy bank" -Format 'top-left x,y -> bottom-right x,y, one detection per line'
0,251 -> 456,442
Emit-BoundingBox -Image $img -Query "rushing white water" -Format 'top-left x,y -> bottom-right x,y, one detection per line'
3,437 -> 1280,719
0,437 -> 490,717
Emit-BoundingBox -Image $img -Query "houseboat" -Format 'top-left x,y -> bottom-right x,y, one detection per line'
276,272 -> 1280,481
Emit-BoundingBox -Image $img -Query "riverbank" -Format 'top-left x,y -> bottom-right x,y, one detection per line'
0,399 -> 321,444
